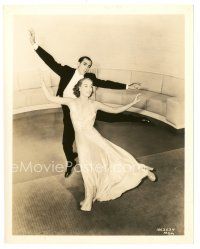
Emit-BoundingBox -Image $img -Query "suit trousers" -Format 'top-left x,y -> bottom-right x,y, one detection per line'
61,105 -> 76,168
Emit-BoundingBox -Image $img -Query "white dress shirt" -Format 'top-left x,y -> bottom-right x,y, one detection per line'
63,69 -> 84,98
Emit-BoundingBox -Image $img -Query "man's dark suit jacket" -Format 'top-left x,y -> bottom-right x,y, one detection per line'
35,46 -> 126,97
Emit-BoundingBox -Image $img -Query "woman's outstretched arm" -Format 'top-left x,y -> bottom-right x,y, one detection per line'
94,94 -> 141,114
41,80 -> 73,105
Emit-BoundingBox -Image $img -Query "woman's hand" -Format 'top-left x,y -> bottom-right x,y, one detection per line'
133,93 -> 141,105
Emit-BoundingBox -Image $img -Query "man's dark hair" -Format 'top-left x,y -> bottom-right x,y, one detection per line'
78,56 -> 93,66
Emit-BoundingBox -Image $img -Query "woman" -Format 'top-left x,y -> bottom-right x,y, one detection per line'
42,78 -> 156,211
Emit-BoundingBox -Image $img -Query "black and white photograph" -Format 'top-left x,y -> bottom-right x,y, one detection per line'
4,3 -> 193,243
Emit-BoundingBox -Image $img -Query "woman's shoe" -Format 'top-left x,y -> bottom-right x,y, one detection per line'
147,171 -> 157,182
80,203 -> 92,212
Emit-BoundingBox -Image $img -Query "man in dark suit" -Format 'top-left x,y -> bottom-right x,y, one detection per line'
29,30 -> 141,177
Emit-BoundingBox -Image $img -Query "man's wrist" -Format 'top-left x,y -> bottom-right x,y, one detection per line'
33,43 -> 39,50
126,84 -> 129,90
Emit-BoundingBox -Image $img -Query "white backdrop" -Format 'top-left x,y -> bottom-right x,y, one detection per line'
13,14 -> 184,78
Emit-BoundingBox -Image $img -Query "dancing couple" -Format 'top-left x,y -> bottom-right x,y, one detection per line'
29,30 -> 156,211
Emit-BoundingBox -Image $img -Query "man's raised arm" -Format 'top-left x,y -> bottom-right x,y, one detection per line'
28,29 -> 70,76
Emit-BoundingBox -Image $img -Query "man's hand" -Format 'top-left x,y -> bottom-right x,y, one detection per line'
128,82 -> 142,90
28,29 -> 36,45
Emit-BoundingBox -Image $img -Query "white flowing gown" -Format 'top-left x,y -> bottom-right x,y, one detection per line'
69,99 -> 149,211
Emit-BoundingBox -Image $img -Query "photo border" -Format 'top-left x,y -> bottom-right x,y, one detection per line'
3,3 -> 194,244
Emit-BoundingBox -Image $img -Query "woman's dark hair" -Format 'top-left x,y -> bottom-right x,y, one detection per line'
73,78 -> 93,98
78,56 -> 93,66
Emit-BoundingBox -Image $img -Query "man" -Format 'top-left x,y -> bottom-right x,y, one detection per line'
29,30 -> 142,177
